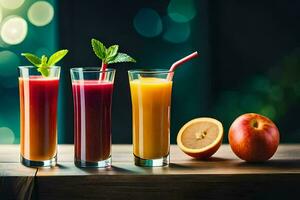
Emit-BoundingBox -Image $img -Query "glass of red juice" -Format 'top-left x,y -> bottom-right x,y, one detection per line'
70,68 -> 115,168
19,66 -> 60,167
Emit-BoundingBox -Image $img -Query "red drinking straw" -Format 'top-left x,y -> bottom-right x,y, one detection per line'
100,63 -> 108,81
167,51 -> 199,80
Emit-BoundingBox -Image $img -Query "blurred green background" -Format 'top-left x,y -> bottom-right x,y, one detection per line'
0,0 -> 57,144
0,0 -> 300,144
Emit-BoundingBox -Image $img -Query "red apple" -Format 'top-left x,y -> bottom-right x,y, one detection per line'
228,113 -> 280,162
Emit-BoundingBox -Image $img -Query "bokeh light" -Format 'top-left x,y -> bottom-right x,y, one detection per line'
167,0 -> 196,23
0,0 -> 57,144
0,7 -> 3,23
28,1 -> 54,27
0,127 -> 15,144
0,50 -> 20,77
134,8 -> 162,38
0,16 -> 28,45
0,0 -> 25,10
163,17 -> 190,43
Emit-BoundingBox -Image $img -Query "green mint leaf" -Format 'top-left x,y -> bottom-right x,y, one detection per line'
38,55 -> 50,77
21,53 -> 41,67
107,53 -> 136,64
37,67 -> 50,77
91,39 -> 136,67
40,55 -> 48,66
105,45 -> 119,63
91,38 -> 106,60
107,45 -> 119,58
21,49 -> 68,77
47,49 -> 69,66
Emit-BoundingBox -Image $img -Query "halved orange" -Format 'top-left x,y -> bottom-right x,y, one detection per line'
177,117 -> 224,159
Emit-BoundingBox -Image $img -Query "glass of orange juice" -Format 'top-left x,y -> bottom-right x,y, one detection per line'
19,66 -> 60,167
128,69 -> 174,167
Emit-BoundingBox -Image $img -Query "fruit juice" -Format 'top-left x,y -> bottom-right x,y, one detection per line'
19,76 -> 59,161
130,77 -> 172,159
72,80 -> 113,162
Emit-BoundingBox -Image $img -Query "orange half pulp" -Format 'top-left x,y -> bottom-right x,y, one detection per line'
177,117 -> 224,159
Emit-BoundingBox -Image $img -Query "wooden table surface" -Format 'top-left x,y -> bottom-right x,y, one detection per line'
1,144 -> 300,200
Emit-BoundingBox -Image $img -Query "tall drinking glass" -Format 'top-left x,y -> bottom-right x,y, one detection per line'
19,66 -> 60,167
70,68 -> 115,168
128,69 -> 174,167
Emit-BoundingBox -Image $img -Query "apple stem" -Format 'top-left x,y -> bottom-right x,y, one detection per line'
251,119 -> 259,128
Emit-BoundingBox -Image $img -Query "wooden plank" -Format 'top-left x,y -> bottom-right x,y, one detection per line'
36,174 -> 300,200
35,144 -> 300,199
1,144 -> 300,199
2,144 -> 300,165
0,174 -> 36,200
0,145 -> 21,163
0,145 -> 37,200
2,144 -> 300,175
36,144 -> 300,176
0,163 -> 36,176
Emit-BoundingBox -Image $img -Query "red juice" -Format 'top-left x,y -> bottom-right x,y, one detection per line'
19,76 -> 59,161
72,80 -> 113,163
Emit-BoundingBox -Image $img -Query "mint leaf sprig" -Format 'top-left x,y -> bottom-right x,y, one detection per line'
91,38 -> 136,80
21,49 -> 68,77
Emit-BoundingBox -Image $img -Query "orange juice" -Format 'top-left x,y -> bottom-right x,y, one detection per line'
130,77 -> 172,159
19,76 -> 58,162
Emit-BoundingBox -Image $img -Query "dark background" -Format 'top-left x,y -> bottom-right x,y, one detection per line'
57,0 -> 300,144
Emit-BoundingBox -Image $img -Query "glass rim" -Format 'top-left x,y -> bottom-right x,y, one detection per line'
70,67 -> 115,73
128,69 -> 173,74
19,65 -> 60,69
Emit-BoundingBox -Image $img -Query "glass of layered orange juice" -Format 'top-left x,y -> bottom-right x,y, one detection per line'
19,50 -> 68,167
128,70 -> 174,167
